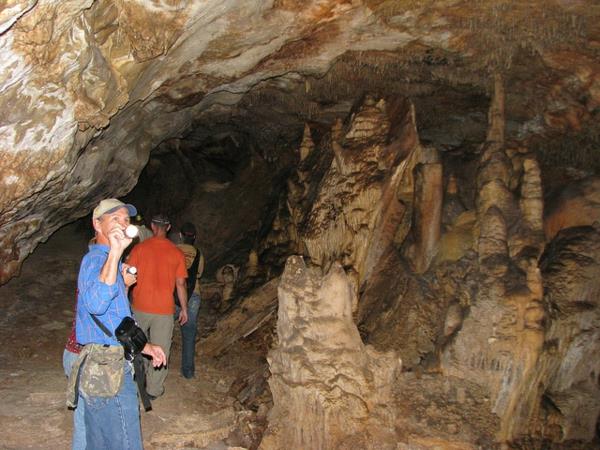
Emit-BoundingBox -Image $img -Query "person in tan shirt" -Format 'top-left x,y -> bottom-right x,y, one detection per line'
175,222 -> 204,379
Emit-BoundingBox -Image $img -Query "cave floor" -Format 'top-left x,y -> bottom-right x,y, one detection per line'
1,225 -> 597,450
0,223 -> 263,450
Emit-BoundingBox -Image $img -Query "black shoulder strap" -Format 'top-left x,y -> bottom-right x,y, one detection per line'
133,354 -> 153,412
186,247 -> 201,293
90,313 -> 113,337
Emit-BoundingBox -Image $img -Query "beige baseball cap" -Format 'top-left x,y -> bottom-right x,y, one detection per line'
92,198 -> 137,220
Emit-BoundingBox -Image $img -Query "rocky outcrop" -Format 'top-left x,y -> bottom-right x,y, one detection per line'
263,256 -> 400,449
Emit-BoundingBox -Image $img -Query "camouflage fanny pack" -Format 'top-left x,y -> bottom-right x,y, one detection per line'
66,344 -> 124,408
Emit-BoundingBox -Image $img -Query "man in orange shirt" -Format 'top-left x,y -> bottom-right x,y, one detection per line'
128,214 -> 188,399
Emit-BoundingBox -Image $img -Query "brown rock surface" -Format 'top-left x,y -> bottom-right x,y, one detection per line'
544,176 -> 600,241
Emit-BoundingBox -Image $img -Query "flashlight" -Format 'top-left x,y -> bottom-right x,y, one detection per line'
125,225 -> 139,238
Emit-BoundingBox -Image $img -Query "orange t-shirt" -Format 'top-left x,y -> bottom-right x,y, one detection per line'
128,236 -> 187,315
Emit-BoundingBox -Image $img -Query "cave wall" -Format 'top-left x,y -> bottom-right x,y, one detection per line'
256,88 -> 600,447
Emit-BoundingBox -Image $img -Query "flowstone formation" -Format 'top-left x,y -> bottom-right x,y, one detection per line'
301,94 -> 409,282
263,256 -> 400,450
281,94 -> 442,287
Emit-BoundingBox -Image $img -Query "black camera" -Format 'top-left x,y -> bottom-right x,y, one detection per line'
115,317 -> 147,361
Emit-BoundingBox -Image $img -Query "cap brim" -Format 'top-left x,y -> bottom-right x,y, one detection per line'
105,204 -> 137,217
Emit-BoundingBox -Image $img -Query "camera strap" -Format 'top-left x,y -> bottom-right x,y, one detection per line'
133,354 -> 152,412
89,313 -> 113,338
88,313 -> 153,412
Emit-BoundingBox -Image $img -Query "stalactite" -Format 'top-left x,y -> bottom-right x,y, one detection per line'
409,161 -> 443,274
299,123 -> 314,162
486,73 -> 505,145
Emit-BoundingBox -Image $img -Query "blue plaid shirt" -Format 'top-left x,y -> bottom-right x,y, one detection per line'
76,244 -> 132,346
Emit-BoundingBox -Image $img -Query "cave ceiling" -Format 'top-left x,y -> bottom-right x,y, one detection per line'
0,0 -> 599,282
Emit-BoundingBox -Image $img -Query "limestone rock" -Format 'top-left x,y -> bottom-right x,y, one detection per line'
519,157 -> 543,232
149,407 -> 237,449
436,211 -> 477,264
202,277 -> 279,357
357,247 -> 442,371
406,161 -> 442,273
264,256 -> 400,449
302,96 -> 425,285
477,206 -> 509,275
0,2 -> 599,448
441,175 -> 467,230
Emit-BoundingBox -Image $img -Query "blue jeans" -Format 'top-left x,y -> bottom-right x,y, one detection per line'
175,293 -> 201,378
82,360 -> 142,450
63,349 -> 86,450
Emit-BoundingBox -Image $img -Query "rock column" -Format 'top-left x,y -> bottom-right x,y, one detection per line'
262,256 -> 400,450
440,74 -> 546,442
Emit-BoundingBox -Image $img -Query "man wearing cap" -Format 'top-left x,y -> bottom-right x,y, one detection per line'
127,214 -> 188,399
74,198 -> 166,449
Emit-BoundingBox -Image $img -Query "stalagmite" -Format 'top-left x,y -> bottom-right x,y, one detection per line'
519,158 -> 543,232
477,206 -> 509,275
263,256 -> 400,450
246,249 -> 259,277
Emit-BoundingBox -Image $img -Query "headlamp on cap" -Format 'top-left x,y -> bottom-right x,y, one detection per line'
151,214 -> 170,225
